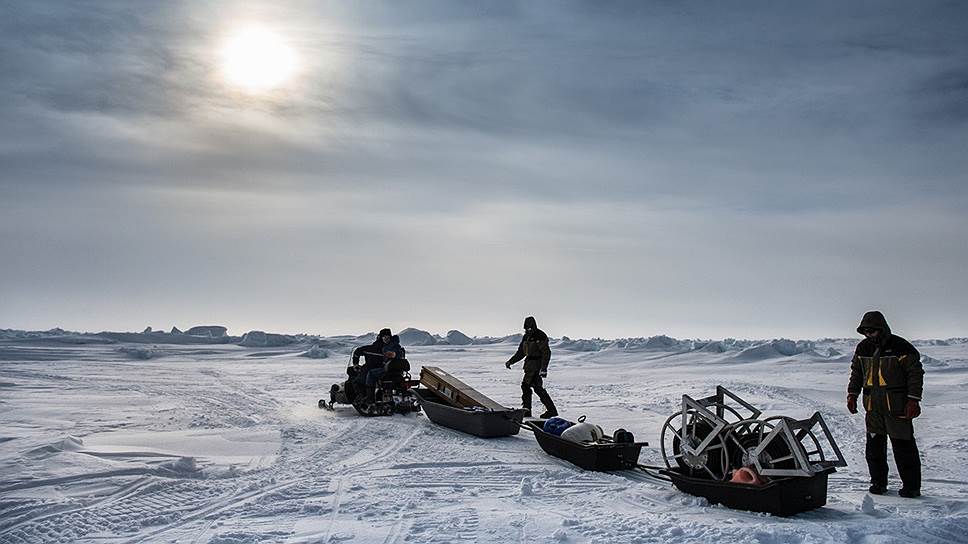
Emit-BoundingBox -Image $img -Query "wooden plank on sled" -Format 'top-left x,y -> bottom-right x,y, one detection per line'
419,367 -> 506,411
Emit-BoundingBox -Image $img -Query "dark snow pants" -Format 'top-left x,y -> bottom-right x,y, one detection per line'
521,371 -> 556,413
866,432 -> 921,492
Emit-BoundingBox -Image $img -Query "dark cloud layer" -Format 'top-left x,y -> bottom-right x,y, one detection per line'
2,1 -> 966,338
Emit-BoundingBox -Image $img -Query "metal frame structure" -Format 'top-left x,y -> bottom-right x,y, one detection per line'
661,386 -> 847,481
751,413 -> 847,477
679,386 -> 761,457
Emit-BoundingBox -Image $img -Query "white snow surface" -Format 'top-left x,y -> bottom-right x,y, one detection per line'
2,333 -> 968,543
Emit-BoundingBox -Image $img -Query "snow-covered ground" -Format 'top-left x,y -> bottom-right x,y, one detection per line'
2,332 -> 967,543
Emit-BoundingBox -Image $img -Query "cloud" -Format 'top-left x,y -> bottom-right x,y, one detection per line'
2,1 -> 967,337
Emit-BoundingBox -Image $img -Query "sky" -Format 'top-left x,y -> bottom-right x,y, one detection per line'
1,1 -> 967,340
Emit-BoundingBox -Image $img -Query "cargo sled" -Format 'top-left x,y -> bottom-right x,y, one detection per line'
413,388 -> 526,437
526,420 -> 647,471
661,466 -> 836,517
414,367 -> 526,437
657,386 -> 846,516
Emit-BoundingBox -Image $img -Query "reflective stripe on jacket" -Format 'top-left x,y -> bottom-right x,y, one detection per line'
848,335 -> 923,416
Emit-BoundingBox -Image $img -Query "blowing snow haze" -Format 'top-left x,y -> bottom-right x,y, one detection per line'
1,1 -> 967,339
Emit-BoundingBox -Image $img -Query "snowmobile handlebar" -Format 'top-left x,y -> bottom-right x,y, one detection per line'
349,351 -> 385,365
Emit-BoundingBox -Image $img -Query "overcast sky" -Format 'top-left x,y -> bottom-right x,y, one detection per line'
2,1 -> 966,340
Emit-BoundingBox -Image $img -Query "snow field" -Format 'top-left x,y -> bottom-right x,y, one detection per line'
1,338 -> 967,543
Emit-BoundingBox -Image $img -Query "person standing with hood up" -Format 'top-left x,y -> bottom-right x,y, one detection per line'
505,316 -> 558,418
847,311 -> 924,498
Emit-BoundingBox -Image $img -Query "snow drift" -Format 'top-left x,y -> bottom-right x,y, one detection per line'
445,330 -> 473,345
398,328 -> 437,346
239,331 -> 295,347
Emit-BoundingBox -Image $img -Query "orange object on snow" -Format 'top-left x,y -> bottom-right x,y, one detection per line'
730,467 -> 765,486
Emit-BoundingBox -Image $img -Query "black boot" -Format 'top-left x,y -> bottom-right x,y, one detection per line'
366,386 -> 376,403
535,387 -> 557,419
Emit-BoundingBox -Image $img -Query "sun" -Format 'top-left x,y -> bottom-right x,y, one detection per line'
220,26 -> 297,93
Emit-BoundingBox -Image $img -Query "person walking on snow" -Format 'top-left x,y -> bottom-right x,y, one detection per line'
847,310 -> 924,498
505,316 -> 558,418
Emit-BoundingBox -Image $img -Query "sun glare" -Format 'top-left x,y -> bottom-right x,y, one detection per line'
220,27 -> 297,93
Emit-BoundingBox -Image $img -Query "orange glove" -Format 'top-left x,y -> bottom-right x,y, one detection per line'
847,394 -> 858,414
903,399 -> 921,419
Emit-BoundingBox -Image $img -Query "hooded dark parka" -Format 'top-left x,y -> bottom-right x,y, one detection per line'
382,335 -> 409,373
353,332 -> 389,374
847,311 -> 924,439
507,316 -> 551,374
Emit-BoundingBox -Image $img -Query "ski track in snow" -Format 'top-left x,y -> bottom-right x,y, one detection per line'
1,340 -> 968,543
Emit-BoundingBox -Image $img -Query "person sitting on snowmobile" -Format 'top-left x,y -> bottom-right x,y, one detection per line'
349,328 -> 392,400
364,334 -> 406,402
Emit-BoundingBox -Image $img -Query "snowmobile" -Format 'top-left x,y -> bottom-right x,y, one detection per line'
319,355 -> 421,417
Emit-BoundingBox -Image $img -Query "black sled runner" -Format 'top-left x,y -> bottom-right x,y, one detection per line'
661,466 -> 836,517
